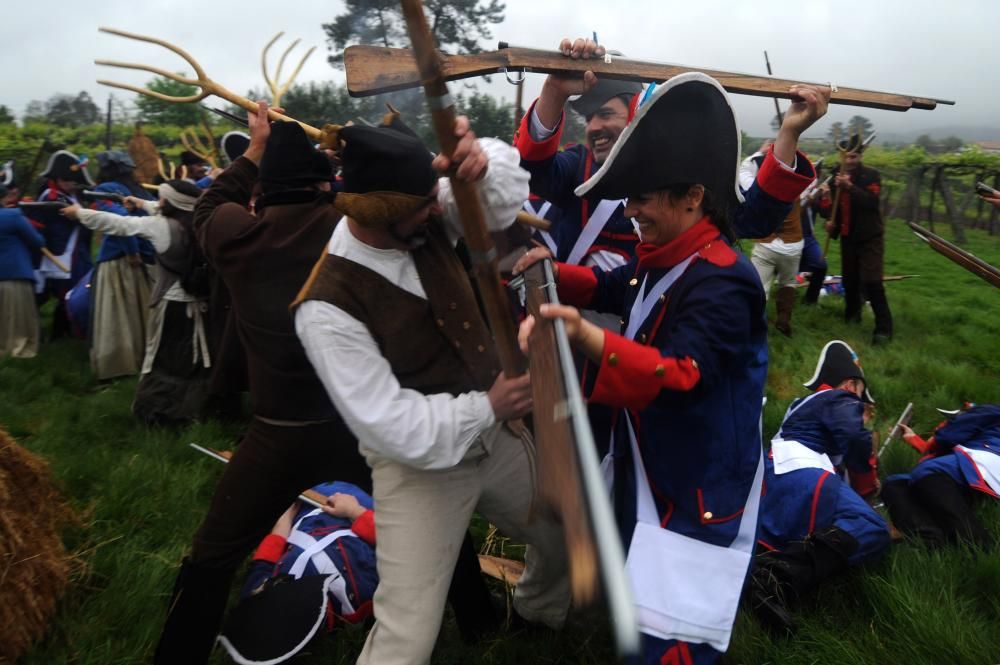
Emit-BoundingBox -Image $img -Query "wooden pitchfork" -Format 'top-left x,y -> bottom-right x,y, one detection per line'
179,119 -> 220,168
262,32 -> 316,108
95,27 -> 332,145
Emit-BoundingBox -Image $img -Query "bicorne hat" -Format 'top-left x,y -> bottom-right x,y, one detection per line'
221,131 -> 251,164
574,72 -> 744,211
39,150 -> 94,187
837,131 -> 866,155
803,339 -> 874,403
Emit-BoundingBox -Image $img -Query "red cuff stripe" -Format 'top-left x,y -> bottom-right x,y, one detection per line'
756,147 -> 815,203
514,100 -> 564,162
556,263 -> 598,307
252,533 -> 288,563
590,332 -> 701,410
351,510 -> 376,545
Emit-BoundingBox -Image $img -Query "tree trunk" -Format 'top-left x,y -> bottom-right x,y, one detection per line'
992,173 -> 1000,236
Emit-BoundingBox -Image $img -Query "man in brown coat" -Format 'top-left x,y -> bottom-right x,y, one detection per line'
153,103 -> 496,664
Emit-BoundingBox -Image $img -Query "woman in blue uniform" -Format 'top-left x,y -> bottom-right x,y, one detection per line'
517,73 -> 824,664
749,340 -> 889,633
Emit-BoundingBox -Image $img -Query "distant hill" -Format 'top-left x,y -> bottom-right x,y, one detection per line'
877,126 -> 1000,144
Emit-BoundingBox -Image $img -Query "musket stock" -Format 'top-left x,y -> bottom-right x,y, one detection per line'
344,44 -> 953,112
909,222 -> 1000,288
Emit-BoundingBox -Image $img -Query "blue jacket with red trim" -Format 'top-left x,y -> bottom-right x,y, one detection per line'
908,404 -> 1000,497
91,181 -> 156,263
559,219 -> 767,549
35,185 -> 93,284
514,103 -> 817,266
242,481 -> 377,626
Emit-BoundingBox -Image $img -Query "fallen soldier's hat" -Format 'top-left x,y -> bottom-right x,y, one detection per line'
217,574 -> 338,665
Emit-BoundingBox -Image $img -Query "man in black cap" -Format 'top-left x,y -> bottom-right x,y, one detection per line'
514,37 -> 826,275
817,132 -> 892,344
293,113 -> 570,664
34,149 -> 95,338
180,149 -> 215,187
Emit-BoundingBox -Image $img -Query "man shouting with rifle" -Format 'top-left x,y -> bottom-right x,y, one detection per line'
293,113 -> 570,665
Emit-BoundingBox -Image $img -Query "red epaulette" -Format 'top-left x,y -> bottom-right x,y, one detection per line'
697,240 -> 737,267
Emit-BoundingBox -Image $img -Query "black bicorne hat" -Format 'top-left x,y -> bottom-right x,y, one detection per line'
568,76 -> 643,120
221,131 -> 251,164
575,72 -> 744,210
837,131 -> 866,154
39,150 -> 95,187
258,122 -> 333,193
803,339 -> 874,403
218,574 -> 336,665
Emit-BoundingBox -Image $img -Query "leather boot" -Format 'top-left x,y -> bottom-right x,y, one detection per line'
911,473 -> 994,549
774,286 -> 796,337
880,478 -> 946,548
747,527 -> 857,634
153,558 -> 236,665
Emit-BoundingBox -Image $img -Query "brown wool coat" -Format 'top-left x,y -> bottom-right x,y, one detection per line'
193,157 -> 343,421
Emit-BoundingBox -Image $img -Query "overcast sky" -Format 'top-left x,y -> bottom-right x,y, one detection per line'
3,0 -> 997,140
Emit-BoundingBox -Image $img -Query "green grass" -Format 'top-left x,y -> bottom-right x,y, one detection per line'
4,219 -> 999,664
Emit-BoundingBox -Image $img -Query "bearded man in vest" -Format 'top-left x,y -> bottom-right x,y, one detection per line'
293,117 -> 570,665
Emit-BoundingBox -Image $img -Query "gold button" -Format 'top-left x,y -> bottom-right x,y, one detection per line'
436,318 -> 445,328
477,345 -> 486,353
640,333 -> 647,343
658,294 -> 666,303
692,359 -> 699,369
462,321 -> 471,330
608,353 -> 619,366
449,302 -> 458,310
654,364 -> 665,376
703,511 -> 713,520
453,340 -> 461,349
629,278 -> 638,287
619,318 -> 625,326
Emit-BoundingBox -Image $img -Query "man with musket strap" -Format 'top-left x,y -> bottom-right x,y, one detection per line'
515,72 -> 827,664
817,132 -> 892,344
293,116 -> 571,665
33,150 -> 95,339
749,340 -> 890,633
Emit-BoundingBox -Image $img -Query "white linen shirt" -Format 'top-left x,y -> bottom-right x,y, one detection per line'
296,138 -> 529,470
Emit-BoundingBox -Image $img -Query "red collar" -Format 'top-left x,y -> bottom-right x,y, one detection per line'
636,218 -> 726,270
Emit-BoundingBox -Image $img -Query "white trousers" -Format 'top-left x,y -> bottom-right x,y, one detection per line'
356,424 -> 571,665
751,243 -> 802,296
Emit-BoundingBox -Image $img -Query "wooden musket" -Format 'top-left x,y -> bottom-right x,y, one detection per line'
878,402 -> 914,459
908,222 -> 1000,288
344,43 -> 954,112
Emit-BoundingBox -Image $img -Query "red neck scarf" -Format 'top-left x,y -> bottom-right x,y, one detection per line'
635,217 -> 720,270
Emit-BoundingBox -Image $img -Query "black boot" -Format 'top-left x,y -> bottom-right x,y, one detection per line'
153,558 -> 235,665
448,531 -> 500,643
802,267 -> 826,305
880,478 -> 946,548
911,473 -> 994,550
865,281 -> 893,344
747,528 -> 858,634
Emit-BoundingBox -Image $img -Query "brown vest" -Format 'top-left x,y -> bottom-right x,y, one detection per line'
757,200 -> 804,244
294,224 -> 500,396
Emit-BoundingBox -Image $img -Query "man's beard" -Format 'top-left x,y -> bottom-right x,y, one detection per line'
388,214 -> 438,249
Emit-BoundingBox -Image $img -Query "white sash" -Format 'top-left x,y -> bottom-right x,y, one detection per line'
566,198 -> 623,266
624,255 -> 697,342
34,227 -> 79,293
523,200 -> 557,254
957,446 -> 1000,494
623,416 -> 763,651
286,509 -> 359,614
770,391 -> 835,475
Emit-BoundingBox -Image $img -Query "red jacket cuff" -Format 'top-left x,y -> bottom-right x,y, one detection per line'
903,433 -> 931,455
557,263 -> 598,307
252,533 -> 288,564
351,510 -> 376,546
590,332 -> 701,410
850,466 -> 879,498
514,100 -> 564,162
756,147 -> 815,203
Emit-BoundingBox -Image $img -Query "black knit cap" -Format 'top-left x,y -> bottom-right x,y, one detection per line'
180,150 -> 209,167
338,124 -> 436,196
259,121 -> 333,193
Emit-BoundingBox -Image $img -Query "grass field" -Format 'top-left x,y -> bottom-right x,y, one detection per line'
3,218 -> 999,664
